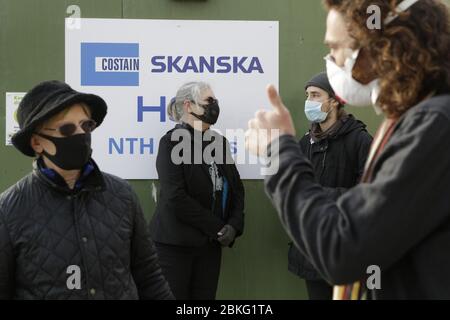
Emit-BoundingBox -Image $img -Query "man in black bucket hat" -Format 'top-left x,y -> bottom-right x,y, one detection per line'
0,80 -> 174,300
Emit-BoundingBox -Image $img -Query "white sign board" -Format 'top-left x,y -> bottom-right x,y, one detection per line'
5,92 -> 25,146
65,18 -> 278,179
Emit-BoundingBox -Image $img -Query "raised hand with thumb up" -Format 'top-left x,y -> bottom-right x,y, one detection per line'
245,85 -> 296,157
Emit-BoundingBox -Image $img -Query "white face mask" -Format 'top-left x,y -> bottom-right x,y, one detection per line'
325,50 -> 379,107
324,0 -> 420,108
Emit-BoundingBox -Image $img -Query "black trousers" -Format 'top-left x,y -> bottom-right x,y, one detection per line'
305,279 -> 333,300
155,241 -> 222,300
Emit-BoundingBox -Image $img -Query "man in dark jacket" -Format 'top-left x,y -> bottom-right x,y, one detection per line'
245,0 -> 450,299
0,80 -> 174,300
288,72 -> 372,299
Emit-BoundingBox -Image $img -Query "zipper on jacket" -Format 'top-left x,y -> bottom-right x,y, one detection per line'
319,149 -> 328,181
70,194 -> 92,299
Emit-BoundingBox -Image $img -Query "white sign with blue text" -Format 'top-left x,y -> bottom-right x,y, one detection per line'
65,18 -> 278,179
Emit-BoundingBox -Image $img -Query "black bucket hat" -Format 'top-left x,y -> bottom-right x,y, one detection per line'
11,80 -> 107,157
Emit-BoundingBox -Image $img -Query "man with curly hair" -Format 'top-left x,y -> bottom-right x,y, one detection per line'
246,0 -> 450,299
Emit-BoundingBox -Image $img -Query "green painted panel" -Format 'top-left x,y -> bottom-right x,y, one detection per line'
0,0 -> 123,192
1,0 -> 414,300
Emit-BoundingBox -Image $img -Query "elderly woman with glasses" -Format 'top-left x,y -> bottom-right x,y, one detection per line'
0,80 -> 173,300
149,81 -> 245,300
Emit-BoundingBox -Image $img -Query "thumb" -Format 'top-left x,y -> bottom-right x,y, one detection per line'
218,226 -> 227,235
267,84 -> 286,113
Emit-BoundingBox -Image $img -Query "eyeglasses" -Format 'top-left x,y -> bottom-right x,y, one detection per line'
205,97 -> 218,104
42,119 -> 97,137
191,97 -> 219,108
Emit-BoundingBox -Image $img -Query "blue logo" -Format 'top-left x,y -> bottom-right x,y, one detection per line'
81,43 -> 139,86
150,56 -> 264,74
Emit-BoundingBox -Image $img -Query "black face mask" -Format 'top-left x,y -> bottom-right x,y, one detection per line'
190,98 -> 220,125
37,133 -> 92,170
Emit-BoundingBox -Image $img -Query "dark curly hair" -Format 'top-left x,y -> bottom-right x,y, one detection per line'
324,0 -> 450,118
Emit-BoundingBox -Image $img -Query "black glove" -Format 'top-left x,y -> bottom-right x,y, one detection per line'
217,224 -> 237,247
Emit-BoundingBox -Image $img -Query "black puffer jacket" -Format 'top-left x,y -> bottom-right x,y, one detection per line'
0,159 -> 174,300
288,115 -> 372,280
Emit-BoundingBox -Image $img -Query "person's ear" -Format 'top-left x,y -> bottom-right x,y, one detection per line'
325,98 -> 339,113
332,98 -> 340,108
183,100 -> 192,114
30,134 -> 43,154
326,97 -> 337,109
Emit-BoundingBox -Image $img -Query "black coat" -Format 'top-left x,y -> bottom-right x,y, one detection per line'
0,159 -> 173,300
265,94 -> 450,299
149,123 -> 245,247
288,115 -> 373,280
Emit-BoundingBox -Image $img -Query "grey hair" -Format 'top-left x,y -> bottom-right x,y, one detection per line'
167,81 -> 211,122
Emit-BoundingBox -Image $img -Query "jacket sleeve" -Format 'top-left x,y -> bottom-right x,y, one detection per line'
224,139 -> 245,238
226,163 -> 245,237
129,190 -> 174,300
157,135 -> 224,239
264,111 -> 450,285
0,209 -> 14,299
322,187 -> 348,200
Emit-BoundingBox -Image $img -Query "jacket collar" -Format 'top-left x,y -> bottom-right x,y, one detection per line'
33,157 -> 106,195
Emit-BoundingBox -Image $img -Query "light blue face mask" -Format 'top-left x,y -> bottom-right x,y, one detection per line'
304,100 -> 328,123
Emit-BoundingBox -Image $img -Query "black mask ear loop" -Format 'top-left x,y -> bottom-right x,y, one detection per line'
189,100 -> 207,124
34,132 -> 54,157
189,99 -> 203,114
